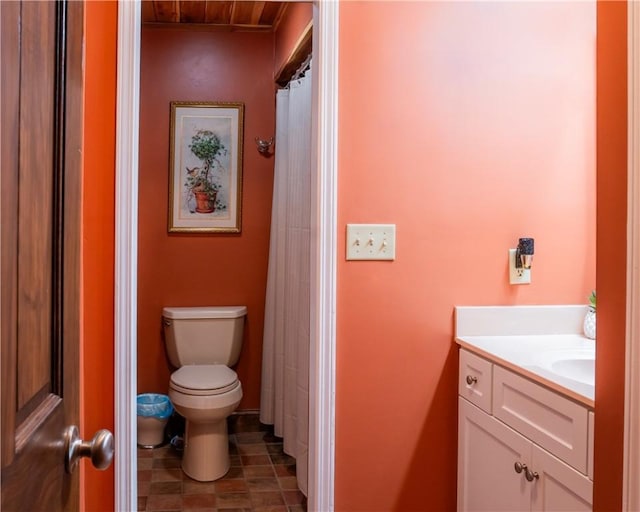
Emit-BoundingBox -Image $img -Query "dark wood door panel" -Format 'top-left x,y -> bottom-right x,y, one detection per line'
1,1 -> 83,509
17,0 -> 56,411
0,0 -> 21,467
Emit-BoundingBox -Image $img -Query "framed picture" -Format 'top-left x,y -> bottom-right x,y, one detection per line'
169,101 -> 244,233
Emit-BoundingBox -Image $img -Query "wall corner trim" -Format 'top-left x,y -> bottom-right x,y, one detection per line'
624,1 -> 640,510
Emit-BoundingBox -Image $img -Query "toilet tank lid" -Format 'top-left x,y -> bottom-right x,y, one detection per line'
162,306 -> 247,320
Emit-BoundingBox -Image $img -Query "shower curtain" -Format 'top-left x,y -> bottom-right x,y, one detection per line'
260,70 -> 312,496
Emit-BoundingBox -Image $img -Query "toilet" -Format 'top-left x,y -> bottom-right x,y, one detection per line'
162,305 -> 246,482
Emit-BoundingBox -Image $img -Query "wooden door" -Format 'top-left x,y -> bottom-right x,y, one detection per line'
1,1 -> 84,510
458,398 -> 531,512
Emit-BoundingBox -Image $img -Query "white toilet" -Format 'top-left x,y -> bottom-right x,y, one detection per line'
162,305 -> 246,482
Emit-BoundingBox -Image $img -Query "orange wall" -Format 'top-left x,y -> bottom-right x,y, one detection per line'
81,1 -> 117,510
336,2 -> 596,510
137,28 -> 276,409
274,2 -> 313,77
594,1 -> 627,510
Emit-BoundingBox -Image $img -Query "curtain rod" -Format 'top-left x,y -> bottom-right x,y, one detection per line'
289,53 -> 312,84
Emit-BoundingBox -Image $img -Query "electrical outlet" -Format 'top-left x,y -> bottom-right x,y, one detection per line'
509,248 -> 531,285
346,224 -> 396,261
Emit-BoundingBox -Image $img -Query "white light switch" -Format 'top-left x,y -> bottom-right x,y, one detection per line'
346,224 -> 396,261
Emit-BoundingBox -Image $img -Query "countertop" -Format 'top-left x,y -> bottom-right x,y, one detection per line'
456,334 -> 595,408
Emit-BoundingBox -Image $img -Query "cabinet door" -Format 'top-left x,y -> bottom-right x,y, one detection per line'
530,444 -> 592,511
458,398 -> 531,512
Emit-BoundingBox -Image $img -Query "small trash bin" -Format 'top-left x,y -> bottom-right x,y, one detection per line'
137,393 -> 174,448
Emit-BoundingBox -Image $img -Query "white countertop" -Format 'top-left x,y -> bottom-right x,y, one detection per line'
456,334 -> 595,407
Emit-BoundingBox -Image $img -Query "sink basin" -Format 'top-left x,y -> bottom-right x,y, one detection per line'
549,358 -> 594,385
534,348 -> 595,387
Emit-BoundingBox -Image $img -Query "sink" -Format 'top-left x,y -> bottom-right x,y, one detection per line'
534,348 -> 595,387
549,358 -> 594,385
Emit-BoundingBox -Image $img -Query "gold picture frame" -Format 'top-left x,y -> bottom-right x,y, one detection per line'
168,101 -> 244,233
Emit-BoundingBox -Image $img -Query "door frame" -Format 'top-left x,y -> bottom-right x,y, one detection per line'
624,1 -> 640,509
113,3 -> 141,512
113,2 -> 338,511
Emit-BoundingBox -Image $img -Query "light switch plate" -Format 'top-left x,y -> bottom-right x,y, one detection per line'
346,224 -> 396,261
509,248 -> 531,284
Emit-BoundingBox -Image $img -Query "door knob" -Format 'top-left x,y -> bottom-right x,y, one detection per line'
64,425 -> 114,474
514,461 -> 527,474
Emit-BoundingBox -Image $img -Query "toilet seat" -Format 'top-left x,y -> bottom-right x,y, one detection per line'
170,365 -> 239,396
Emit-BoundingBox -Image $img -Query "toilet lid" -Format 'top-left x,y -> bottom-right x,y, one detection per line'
170,365 -> 239,396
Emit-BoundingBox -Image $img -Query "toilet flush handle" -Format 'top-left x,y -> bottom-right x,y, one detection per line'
164,319 -> 172,327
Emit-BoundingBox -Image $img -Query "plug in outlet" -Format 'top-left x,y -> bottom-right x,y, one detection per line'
509,248 -> 531,285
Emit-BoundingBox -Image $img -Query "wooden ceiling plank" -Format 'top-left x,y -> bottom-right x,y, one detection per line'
204,1 -> 233,24
270,2 -> 289,33
154,0 -> 179,23
250,1 -> 266,25
141,0 -> 155,23
231,1 -> 255,26
229,1 -> 239,25
179,1 -> 206,23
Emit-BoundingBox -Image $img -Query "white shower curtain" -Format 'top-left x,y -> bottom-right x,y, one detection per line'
260,70 -> 312,496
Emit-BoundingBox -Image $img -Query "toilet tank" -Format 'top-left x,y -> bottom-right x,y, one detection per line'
162,306 -> 246,368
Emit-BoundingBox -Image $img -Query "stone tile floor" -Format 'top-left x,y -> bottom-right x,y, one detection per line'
138,414 -> 307,512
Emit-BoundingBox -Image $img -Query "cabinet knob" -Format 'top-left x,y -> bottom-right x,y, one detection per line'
525,467 -> 540,482
514,461 -> 527,474
465,375 -> 478,385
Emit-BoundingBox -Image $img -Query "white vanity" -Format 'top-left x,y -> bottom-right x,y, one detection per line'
455,306 -> 595,512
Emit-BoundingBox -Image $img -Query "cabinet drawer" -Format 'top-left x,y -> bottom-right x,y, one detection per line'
493,365 -> 589,473
459,349 -> 492,413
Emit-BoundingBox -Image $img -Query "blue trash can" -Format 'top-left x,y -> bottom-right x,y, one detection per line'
137,393 -> 173,448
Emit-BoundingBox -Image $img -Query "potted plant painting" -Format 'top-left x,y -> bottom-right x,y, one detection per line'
168,101 -> 244,233
584,290 -> 596,339
184,129 -> 227,214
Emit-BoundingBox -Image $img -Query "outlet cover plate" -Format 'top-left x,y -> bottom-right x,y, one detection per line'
509,248 -> 531,284
346,224 -> 396,261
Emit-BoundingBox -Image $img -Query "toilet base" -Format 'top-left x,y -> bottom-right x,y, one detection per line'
182,419 -> 230,481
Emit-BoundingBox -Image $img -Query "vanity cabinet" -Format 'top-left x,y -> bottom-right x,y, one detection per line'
458,349 -> 593,512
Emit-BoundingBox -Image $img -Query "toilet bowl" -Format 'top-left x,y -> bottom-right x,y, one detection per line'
168,364 -> 242,481
162,306 -> 247,482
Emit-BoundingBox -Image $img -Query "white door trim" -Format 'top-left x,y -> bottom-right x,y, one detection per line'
624,1 -> 640,510
309,2 -> 338,511
114,2 -> 140,512
113,2 -> 337,511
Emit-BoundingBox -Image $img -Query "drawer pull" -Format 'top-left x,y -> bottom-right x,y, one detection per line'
525,468 -> 539,482
465,375 -> 478,385
514,461 -> 527,474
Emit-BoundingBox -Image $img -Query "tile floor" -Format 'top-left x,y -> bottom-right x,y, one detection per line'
138,414 -> 307,512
